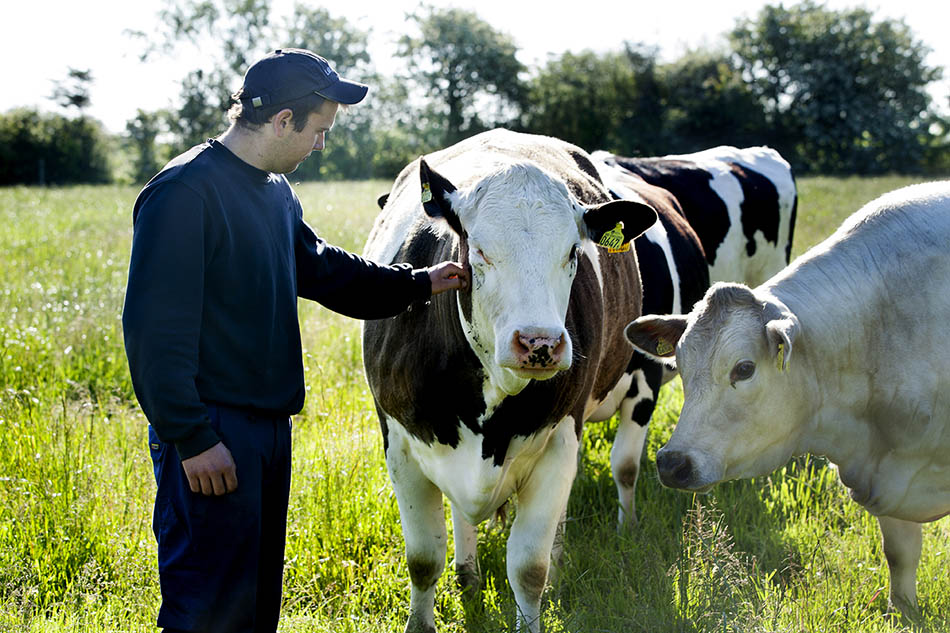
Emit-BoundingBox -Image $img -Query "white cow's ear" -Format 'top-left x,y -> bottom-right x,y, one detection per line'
765,315 -> 799,372
583,199 -> 657,251
419,158 -> 464,235
625,315 -> 688,361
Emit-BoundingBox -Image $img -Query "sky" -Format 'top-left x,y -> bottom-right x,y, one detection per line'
2,0 -> 948,134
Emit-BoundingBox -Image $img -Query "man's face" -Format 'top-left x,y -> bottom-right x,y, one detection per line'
279,99 -> 340,173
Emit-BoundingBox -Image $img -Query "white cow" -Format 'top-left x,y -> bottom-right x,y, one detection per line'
625,181 -> 950,615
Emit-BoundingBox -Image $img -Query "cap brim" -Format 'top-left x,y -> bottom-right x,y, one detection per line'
316,77 -> 369,105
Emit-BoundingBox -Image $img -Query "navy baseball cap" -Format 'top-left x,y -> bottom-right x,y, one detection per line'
239,48 -> 369,108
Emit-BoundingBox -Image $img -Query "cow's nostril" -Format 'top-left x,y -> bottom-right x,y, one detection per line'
657,450 -> 693,488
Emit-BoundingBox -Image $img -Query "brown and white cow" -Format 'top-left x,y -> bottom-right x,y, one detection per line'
362,129 -> 656,632
588,146 -> 797,527
625,181 -> 950,615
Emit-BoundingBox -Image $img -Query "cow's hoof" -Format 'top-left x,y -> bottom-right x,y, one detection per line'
456,562 -> 481,595
404,614 -> 437,633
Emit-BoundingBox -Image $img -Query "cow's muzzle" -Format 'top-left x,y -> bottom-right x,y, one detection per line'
505,329 -> 569,371
655,448 -> 716,492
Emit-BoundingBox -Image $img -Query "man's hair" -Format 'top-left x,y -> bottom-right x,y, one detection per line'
228,88 -> 327,131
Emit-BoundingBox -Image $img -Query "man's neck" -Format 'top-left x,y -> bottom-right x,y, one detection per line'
217,124 -> 272,172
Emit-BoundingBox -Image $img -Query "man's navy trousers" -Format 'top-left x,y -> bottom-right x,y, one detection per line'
149,404 -> 292,633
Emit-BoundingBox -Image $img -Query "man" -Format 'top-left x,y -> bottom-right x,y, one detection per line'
122,49 -> 468,633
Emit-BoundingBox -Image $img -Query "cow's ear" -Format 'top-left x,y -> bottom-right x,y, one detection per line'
765,315 -> 799,372
419,158 -> 464,235
625,315 -> 688,361
376,192 -> 389,209
583,199 -> 657,252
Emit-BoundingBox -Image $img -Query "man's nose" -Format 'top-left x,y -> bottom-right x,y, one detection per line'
313,132 -> 325,151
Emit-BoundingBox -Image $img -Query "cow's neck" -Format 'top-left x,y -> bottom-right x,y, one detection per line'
770,281 -> 923,517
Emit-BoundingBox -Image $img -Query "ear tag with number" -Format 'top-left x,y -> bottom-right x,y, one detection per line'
598,221 -> 630,253
656,337 -> 674,356
775,343 -> 785,372
421,182 -> 433,203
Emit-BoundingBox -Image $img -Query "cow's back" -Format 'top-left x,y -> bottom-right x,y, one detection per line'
608,146 -> 796,286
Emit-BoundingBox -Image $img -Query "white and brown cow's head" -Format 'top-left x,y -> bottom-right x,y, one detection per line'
420,156 -> 656,396
625,282 -> 802,491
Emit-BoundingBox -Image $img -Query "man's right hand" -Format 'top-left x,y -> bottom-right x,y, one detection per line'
181,441 -> 238,496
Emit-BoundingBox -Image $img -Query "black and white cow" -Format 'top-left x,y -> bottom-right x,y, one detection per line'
625,180 -> 950,615
361,129 -> 657,632
586,160 -> 708,526
587,147 -> 797,527
593,146 -> 798,287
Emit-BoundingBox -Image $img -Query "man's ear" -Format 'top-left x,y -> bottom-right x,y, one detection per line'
419,158 -> 464,235
625,314 -> 688,361
271,108 -> 295,137
583,199 -> 657,252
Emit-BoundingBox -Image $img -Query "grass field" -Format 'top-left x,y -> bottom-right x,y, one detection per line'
1,174 -> 948,632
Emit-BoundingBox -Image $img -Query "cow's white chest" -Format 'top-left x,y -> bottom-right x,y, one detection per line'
385,413 -> 570,525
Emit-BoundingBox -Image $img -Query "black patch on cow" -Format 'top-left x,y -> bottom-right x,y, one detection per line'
612,157 -> 730,267
729,163 -> 781,257
364,226 -> 486,449
634,236 -> 674,315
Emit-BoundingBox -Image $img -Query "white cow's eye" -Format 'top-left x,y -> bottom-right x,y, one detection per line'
474,248 -> 493,266
568,244 -> 579,265
729,360 -> 756,387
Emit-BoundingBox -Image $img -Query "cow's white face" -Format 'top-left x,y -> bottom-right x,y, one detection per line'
419,157 -> 656,397
625,283 -> 803,490
456,166 -> 583,393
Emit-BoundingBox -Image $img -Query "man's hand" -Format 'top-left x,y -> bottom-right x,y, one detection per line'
428,261 -> 470,296
181,441 -> 238,496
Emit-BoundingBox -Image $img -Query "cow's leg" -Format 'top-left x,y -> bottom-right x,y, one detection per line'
451,504 -> 480,594
548,505 -> 567,586
507,418 -> 579,633
877,515 -> 922,616
387,432 -> 447,633
611,362 -> 663,529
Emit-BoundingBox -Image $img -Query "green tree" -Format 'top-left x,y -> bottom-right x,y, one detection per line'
731,1 -> 943,173
522,49 -> 640,153
662,49 -> 771,153
131,0 -> 272,153
125,109 -> 166,183
0,108 -> 111,185
49,68 -> 94,115
397,6 -> 525,145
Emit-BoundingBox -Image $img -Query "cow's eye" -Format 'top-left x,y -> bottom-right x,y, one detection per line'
729,360 -> 756,387
568,244 -> 579,265
474,247 -> 492,266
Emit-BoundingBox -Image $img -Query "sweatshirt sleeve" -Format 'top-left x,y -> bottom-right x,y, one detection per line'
294,218 -> 432,319
122,182 -> 221,459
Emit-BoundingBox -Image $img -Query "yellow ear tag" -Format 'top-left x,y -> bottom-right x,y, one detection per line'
421,182 -> 433,203
598,221 -> 630,253
775,343 -> 785,372
656,338 -> 674,356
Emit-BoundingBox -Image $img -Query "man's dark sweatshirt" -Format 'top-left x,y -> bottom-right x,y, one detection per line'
122,140 -> 430,460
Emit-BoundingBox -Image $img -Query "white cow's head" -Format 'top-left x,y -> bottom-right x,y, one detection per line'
420,157 -> 656,396
625,282 -> 803,491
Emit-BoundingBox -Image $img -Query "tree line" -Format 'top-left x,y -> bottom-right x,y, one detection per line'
2,0 -> 947,185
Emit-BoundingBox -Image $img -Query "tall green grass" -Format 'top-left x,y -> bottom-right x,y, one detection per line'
0,175 -> 947,632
